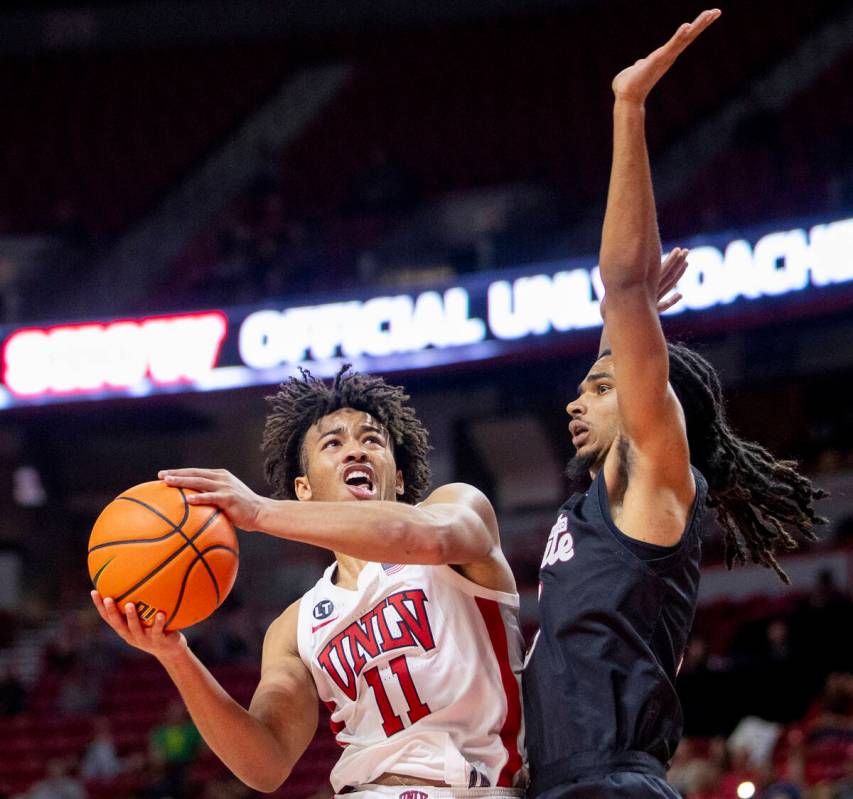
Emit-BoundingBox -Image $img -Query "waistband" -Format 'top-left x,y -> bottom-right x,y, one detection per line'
531,750 -> 667,795
337,787 -> 524,799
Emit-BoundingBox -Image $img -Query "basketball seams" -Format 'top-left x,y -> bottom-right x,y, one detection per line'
165,545 -> 238,629
178,488 -> 227,605
110,509 -> 224,604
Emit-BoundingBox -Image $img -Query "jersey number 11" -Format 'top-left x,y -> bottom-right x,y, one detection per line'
364,655 -> 432,736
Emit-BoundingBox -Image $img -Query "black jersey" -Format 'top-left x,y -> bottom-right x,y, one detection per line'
523,467 -> 707,796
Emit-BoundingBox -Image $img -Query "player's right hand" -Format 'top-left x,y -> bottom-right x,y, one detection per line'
91,590 -> 187,661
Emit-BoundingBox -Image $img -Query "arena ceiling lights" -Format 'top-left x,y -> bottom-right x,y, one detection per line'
2,214 -> 852,409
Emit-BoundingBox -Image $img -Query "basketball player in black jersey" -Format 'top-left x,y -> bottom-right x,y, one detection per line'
523,10 -> 826,799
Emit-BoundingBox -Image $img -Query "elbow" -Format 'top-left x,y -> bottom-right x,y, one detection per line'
424,513 -> 492,566
244,766 -> 289,794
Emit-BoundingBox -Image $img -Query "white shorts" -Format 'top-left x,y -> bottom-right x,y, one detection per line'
335,787 -> 523,799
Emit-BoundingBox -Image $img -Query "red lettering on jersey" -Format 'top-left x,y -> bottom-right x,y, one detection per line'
386,590 -> 435,652
376,596 -> 416,651
348,613 -> 382,673
317,636 -> 358,700
316,589 -> 435,700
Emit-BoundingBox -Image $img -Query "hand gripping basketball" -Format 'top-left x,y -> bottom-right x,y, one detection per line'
88,481 -> 239,632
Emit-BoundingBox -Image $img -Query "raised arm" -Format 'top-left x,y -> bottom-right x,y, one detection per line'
598,246 -> 688,356
91,593 -> 317,792
599,10 -> 718,468
159,470 -> 516,593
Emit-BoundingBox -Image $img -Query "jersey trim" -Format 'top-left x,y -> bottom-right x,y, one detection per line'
592,466 -> 707,575
431,564 -> 519,607
474,596 -> 522,787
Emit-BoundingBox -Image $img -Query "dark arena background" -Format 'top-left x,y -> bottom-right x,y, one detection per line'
1,1 -> 852,797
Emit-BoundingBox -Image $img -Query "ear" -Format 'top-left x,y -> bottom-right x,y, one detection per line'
294,475 -> 312,501
395,470 -> 404,497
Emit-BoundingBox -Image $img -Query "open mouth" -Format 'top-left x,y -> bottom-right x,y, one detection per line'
343,468 -> 376,499
569,421 -> 590,449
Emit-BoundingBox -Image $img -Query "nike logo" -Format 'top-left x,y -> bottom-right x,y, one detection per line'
311,617 -> 339,633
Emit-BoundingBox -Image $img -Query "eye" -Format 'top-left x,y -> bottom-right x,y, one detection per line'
597,384 -> 612,394
322,438 -> 340,449
364,435 -> 384,446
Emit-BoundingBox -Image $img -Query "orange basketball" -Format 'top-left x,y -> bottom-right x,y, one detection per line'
88,480 -> 239,631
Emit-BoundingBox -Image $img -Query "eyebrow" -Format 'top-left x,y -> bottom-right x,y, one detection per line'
577,371 -> 614,395
316,423 -> 387,442
317,425 -> 346,442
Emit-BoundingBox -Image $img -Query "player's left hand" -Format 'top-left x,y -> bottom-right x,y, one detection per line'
158,468 -> 264,531
612,9 -> 720,105
656,246 -> 688,313
600,246 -> 688,319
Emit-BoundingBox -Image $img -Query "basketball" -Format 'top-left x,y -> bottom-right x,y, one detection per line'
88,480 -> 239,631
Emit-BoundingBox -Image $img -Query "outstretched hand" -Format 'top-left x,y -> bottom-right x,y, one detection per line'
612,9 -> 721,105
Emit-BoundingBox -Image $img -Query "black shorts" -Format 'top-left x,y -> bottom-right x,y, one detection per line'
531,771 -> 680,799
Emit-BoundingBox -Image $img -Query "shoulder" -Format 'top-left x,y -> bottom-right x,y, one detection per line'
262,598 -> 302,661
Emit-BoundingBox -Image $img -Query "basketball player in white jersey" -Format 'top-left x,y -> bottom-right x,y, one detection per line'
92,367 -> 525,799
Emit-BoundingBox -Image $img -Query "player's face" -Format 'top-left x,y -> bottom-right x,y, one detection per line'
295,408 -> 404,503
565,354 -> 619,475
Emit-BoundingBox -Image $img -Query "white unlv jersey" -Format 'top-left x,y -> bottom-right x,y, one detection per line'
296,561 -> 525,793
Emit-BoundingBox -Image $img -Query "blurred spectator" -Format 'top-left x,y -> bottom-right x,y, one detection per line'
805,673 -> 853,742
80,717 -> 122,781
148,701 -> 202,798
56,663 -> 100,717
27,758 -> 86,799
195,595 -> 258,665
0,664 -> 26,716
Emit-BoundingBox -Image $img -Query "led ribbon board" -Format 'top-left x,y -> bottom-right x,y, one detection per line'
2,215 -> 853,408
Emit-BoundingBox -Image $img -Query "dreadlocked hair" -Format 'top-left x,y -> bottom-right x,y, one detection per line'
262,364 -> 431,505
666,342 -> 827,583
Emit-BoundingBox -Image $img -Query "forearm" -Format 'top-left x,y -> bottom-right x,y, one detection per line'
254,497 -> 476,564
158,647 -> 291,792
599,100 -> 661,292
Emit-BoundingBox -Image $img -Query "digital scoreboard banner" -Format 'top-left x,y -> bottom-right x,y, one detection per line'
2,214 -> 853,409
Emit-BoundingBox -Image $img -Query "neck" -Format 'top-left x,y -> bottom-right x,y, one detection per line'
333,553 -> 369,589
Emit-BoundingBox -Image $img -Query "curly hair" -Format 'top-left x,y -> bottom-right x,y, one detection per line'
262,364 -> 431,504
667,342 -> 827,583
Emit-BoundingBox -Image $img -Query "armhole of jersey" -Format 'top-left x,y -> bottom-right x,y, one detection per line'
430,563 -> 519,608
596,466 -> 706,569
295,588 -> 315,668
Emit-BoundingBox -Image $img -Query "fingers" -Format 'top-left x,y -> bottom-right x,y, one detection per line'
92,591 -> 132,641
185,492 -> 224,505
162,474 -> 221,493
159,468 -> 224,480
659,247 -> 689,295
655,9 -> 721,64
657,292 -> 683,313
